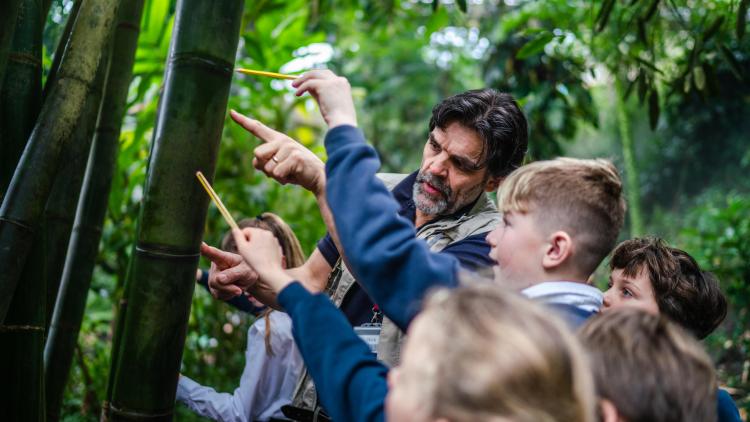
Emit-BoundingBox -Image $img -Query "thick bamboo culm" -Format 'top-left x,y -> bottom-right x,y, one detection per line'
0,0 -> 120,324
103,0 -> 244,420
0,0 -> 44,201
0,2 -> 46,420
0,0 -> 23,87
44,2 -> 147,420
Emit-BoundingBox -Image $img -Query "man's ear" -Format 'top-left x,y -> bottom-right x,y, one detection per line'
484,176 -> 503,193
541,231 -> 573,270
599,399 -> 623,422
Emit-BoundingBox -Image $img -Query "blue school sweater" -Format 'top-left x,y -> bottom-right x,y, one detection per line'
306,125 -> 739,422
279,282 -> 386,422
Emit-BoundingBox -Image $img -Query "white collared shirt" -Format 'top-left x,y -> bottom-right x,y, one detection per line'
521,281 -> 603,313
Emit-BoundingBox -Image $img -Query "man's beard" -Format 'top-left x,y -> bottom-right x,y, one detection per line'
413,170 -> 487,217
413,171 -> 453,216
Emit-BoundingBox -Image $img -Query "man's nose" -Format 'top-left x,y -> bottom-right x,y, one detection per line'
427,153 -> 449,177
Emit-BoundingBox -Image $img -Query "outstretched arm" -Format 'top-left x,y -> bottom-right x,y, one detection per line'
292,70 -> 460,330
232,227 -> 387,422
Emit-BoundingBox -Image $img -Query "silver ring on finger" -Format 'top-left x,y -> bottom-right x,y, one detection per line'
272,156 -> 279,163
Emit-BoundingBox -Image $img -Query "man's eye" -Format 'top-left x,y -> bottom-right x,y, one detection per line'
429,140 -> 440,151
622,288 -> 633,298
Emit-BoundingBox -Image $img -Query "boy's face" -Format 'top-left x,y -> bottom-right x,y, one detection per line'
385,315 -> 437,422
601,268 -> 659,315
414,122 -> 498,217
486,209 -> 547,289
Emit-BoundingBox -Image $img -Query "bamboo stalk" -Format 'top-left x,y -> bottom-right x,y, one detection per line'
0,2 -> 45,419
0,0 -> 44,201
103,0 -> 244,419
44,2 -> 146,420
0,0 -> 22,87
0,0 -> 120,323
43,58 -> 109,331
42,0 -> 82,101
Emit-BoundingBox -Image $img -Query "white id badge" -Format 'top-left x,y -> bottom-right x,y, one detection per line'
354,323 -> 381,354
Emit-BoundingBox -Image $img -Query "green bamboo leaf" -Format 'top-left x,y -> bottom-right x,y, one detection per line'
516,32 -> 554,59
456,0 -> 467,13
595,0 -> 615,32
637,74 -> 648,103
702,15 -> 724,42
738,0 -> 748,40
648,88 -> 659,129
641,0 -> 660,23
693,65 -> 706,90
720,44 -> 744,80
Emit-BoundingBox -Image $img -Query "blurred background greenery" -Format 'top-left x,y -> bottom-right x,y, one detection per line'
44,0 -> 749,420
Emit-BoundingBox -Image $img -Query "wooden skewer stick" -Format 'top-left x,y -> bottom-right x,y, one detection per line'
196,171 -> 240,232
235,68 -> 298,80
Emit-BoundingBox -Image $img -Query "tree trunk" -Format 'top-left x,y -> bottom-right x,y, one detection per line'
44,2 -> 146,420
0,0 -> 22,87
0,0 -> 44,202
615,78 -> 644,236
0,0 -> 120,323
103,0 -> 244,420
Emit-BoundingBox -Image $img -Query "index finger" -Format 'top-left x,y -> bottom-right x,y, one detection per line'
200,242 -> 239,269
230,110 -> 278,143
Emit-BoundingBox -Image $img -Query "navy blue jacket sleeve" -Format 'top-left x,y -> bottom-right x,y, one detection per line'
324,125 -> 461,331
717,388 -> 741,422
279,282 -> 387,422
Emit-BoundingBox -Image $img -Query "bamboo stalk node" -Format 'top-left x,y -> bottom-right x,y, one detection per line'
134,246 -> 200,260
170,52 -> 233,76
0,216 -> 34,231
0,324 -> 44,332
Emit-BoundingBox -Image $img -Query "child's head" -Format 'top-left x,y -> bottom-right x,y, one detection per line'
386,284 -> 596,422
579,308 -> 717,422
221,213 -> 306,269
603,237 -> 727,339
487,158 -> 626,288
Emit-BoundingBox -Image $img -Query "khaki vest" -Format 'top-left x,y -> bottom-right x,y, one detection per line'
292,173 -> 500,410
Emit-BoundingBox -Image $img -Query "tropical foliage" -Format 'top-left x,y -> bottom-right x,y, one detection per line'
0,0 -> 746,419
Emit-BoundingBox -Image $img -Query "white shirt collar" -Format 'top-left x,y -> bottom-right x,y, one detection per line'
521,281 -> 603,313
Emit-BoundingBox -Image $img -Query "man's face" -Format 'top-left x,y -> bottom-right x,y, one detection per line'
486,210 -> 547,289
413,122 -> 495,217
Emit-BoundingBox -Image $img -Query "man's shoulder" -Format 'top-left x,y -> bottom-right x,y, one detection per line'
375,172 -> 408,190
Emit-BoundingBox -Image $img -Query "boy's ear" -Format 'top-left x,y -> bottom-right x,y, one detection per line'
542,231 -> 573,270
484,176 -> 503,193
599,399 -> 624,422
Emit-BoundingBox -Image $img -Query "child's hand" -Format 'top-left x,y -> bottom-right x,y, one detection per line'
232,228 -> 294,293
292,70 -> 357,129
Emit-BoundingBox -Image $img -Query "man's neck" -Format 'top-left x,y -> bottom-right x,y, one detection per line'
414,209 -> 433,228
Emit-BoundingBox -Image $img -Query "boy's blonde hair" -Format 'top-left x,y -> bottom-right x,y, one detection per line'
497,157 -> 626,276
414,284 -> 596,422
579,308 -> 717,422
